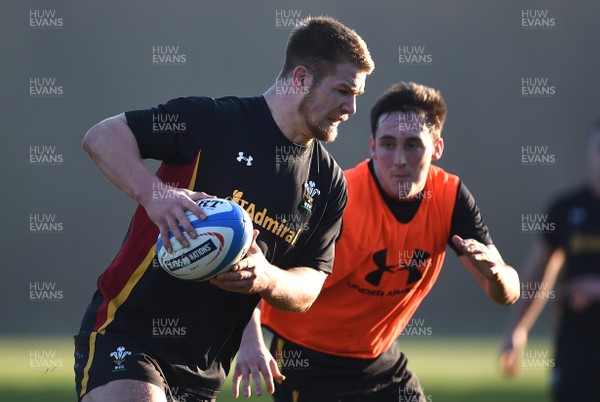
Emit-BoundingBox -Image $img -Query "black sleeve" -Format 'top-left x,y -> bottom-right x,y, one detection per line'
294,165 -> 348,273
447,181 -> 493,255
124,96 -> 216,165
542,200 -> 562,250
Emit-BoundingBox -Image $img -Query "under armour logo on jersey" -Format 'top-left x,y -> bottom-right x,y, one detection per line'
365,250 -> 396,286
365,249 -> 431,287
237,152 -> 253,166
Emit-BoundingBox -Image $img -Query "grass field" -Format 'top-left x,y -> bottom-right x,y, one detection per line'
0,336 -> 552,401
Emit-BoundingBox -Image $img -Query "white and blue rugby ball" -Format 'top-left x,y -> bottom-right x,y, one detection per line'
156,198 -> 253,281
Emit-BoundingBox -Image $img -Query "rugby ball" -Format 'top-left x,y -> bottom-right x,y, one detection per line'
156,198 -> 253,281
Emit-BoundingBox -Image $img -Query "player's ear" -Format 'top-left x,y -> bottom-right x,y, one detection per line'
369,134 -> 376,159
431,137 -> 444,161
291,65 -> 313,90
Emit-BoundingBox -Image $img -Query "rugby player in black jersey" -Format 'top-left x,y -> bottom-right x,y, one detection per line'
501,121 -> 600,402
74,16 -> 374,402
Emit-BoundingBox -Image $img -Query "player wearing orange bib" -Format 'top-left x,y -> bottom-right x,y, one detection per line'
234,82 -> 520,402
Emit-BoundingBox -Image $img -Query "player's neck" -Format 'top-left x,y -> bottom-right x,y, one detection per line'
263,88 -> 313,147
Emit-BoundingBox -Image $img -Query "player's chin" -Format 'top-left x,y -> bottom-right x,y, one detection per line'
315,126 -> 339,143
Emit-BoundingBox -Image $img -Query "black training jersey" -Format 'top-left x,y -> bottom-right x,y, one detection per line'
543,186 -> 600,338
78,96 -> 346,398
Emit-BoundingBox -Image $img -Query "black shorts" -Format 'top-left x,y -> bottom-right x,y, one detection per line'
268,331 -> 427,402
73,331 -> 215,402
552,335 -> 600,402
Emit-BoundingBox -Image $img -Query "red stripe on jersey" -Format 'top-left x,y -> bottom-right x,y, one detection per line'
92,152 -> 201,332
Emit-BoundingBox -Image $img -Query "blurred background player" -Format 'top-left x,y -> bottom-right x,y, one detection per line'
74,17 -> 374,402
500,120 -> 600,402
234,82 -> 520,402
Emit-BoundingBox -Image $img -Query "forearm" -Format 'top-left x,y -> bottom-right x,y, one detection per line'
504,288 -> 549,337
459,255 -> 520,305
456,239 -> 520,305
504,243 -> 564,340
486,264 -> 520,305
259,266 -> 326,312
211,240 -> 328,308
240,306 -> 265,347
83,113 -> 159,206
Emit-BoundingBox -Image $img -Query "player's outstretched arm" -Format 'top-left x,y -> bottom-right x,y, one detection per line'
499,238 -> 564,376
453,235 -> 520,304
210,230 -> 327,312
232,306 -> 285,398
82,113 -> 209,252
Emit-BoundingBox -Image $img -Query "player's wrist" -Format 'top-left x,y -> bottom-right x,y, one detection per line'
240,326 -> 264,346
134,178 -> 161,207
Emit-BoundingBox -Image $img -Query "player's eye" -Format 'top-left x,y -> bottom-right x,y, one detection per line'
405,141 -> 423,151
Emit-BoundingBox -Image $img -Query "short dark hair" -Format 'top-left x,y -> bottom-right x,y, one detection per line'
370,82 -> 447,140
279,16 -> 374,81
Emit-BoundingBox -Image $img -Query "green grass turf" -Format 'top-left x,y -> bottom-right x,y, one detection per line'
0,336 -> 552,401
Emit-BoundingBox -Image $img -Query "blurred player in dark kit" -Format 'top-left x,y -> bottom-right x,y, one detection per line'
235,82 -> 520,402
501,121 -> 600,402
74,17 -> 374,402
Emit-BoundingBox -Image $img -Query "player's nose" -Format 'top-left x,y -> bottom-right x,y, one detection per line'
341,94 -> 357,115
393,148 -> 407,166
